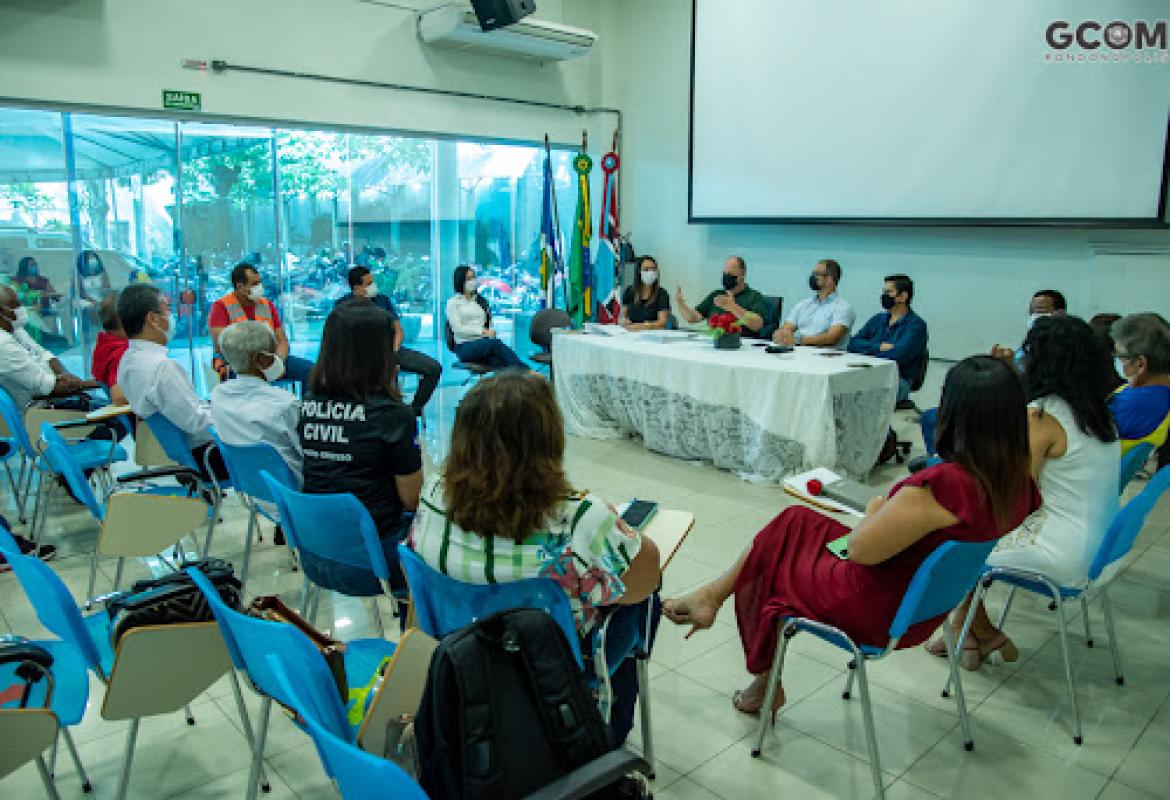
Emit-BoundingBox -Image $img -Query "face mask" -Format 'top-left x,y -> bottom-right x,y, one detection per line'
464,278 -> 478,293
1115,357 -> 1128,379
364,284 -> 379,298
152,312 -> 176,344
249,284 -> 266,300
808,274 -> 822,292
1027,312 -> 1050,330
721,273 -> 737,291
260,353 -> 285,382
880,294 -> 896,311
12,306 -> 28,327
641,270 -> 658,285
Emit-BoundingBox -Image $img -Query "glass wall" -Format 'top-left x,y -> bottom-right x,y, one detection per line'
0,103 -> 579,380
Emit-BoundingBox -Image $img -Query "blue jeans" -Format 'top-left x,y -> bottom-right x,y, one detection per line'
454,337 -> 526,370
897,378 -> 911,405
920,407 -> 938,456
585,593 -> 662,747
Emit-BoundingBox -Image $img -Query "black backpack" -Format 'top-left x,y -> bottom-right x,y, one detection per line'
106,558 -> 240,645
415,607 -> 615,800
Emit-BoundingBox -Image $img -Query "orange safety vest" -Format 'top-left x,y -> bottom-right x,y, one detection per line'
218,291 -> 275,331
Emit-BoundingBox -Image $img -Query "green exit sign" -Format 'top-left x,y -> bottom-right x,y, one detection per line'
162,90 -> 201,112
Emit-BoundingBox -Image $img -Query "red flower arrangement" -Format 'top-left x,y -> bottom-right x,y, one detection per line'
707,313 -> 743,335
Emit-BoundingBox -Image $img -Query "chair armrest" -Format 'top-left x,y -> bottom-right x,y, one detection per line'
50,417 -> 96,431
116,466 -> 201,484
524,749 -> 649,800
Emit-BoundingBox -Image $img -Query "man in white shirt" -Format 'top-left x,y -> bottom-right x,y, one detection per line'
210,320 -> 303,485
772,258 -> 856,349
116,284 -> 227,481
0,285 -> 97,411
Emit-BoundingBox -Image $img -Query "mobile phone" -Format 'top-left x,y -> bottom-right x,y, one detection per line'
621,499 -> 659,530
765,345 -> 793,354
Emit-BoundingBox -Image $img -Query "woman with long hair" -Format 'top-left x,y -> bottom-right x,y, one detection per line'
663,355 -> 1039,718
445,264 -> 526,369
619,255 -> 671,331
926,316 -> 1121,668
300,301 -> 423,590
410,371 -> 661,745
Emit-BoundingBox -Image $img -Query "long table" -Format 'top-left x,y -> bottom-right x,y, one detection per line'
553,330 -> 899,481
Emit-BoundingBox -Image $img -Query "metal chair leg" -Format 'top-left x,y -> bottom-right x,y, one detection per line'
995,585 -> 1016,630
370,597 -> 385,639
48,728 -> 59,776
308,585 -> 321,627
1052,595 -> 1083,745
942,617 -> 975,752
203,491 -> 222,556
35,755 -> 62,800
85,550 -> 101,611
299,574 -> 311,617
943,581 -> 986,699
61,728 -> 93,792
853,653 -> 886,799
239,509 -> 257,598
752,623 -> 793,757
184,704 -> 196,725
1080,595 -> 1094,647
228,672 -> 271,793
115,718 -> 140,800
112,558 -> 125,595
246,698 -> 273,800
842,659 -> 857,699
1100,588 -> 1125,686
635,652 -> 655,778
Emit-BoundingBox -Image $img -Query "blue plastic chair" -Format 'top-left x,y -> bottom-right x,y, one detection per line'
950,464 -> 1170,746
751,539 -> 998,800
0,524 -> 93,794
266,655 -> 427,800
397,544 -> 657,775
187,566 -> 396,800
0,386 -> 127,526
1119,442 -> 1154,493
210,433 -> 300,595
143,413 -> 230,554
260,473 -> 399,634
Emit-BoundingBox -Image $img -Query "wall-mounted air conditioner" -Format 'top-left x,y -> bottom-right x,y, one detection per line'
418,4 -> 597,61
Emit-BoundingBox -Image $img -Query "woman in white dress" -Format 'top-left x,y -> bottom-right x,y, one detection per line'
926,314 -> 1120,670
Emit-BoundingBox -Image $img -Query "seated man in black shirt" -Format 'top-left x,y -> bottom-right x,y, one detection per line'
619,255 -> 671,331
335,266 -> 441,416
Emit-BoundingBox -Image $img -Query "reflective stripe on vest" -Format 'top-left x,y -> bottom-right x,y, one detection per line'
219,291 -> 275,330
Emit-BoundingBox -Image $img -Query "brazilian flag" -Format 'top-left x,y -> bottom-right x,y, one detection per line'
567,151 -> 593,326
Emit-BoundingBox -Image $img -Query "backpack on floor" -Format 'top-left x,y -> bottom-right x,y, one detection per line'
414,607 -> 614,800
106,558 -> 240,645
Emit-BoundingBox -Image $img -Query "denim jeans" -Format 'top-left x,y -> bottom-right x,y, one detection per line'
897,378 -> 911,405
454,337 -> 526,370
396,347 -> 442,412
920,406 -> 938,456
584,593 -> 662,747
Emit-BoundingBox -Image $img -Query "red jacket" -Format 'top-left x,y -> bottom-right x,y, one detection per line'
92,331 -> 129,389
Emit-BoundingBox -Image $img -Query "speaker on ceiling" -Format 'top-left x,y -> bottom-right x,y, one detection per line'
470,0 -> 536,32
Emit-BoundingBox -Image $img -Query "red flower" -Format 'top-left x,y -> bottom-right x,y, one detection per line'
806,478 -> 824,496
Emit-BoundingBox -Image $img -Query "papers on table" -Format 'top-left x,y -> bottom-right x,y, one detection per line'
782,468 -> 866,518
85,404 -> 133,422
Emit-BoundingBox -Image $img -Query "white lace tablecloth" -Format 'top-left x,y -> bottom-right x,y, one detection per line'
553,331 -> 899,481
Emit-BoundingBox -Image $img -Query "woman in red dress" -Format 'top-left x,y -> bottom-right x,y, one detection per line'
664,355 -> 1041,717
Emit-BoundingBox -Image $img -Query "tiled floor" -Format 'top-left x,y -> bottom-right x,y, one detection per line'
3,377 -> 1170,799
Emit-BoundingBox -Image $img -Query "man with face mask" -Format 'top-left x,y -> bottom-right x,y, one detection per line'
208,262 -> 315,386
0,285 -> 95,412
991,289 -> 1068,366
674,255 -> 768,336
118,284 -> 227,482
773,259 -> 855,349
336,265 -> 442,416
847,274 -> 928,404
211,320 -> 303,484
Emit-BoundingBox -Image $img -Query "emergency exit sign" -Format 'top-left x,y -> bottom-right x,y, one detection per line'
163,90 -> 201,112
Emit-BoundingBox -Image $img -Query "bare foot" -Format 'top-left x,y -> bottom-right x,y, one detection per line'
662,588 -> 723,638
732,674 -> 786,720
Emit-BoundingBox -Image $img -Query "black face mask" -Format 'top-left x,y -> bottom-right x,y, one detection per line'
722,273 -> 738,291
880,294 -> 896,311
808,274 -> 822,292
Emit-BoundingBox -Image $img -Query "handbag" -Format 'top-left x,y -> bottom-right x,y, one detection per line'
246,595 -> 348,703
106,558 -> 240,646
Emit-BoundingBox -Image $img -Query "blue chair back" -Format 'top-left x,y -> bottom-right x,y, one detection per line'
1090,464 -> 1170,581
39,423 -> 105,521
889,539 -> 999,642
0,386 -> 35,457
186,566 -> 353,740
0,541 -> 105,673
212,435 -> 299,505
267,656 -> 427,800
398,544 -> 583,665
1119,442 -> 1154,493
260,473 -> 390,582
143,413 -> 199,472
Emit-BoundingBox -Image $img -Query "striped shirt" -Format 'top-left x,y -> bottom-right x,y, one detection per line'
410,475 -> 642,634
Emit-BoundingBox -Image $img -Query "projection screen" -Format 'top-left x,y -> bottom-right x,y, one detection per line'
689,0 -> 1170,225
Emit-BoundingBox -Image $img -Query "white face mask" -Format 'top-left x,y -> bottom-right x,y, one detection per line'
260,353 -> 285,382
641,270 -> 658,285
12,306 -> 28,327
152,312 -> 176,344
1027,312 -> 1050,330
249,284 -> 266,300
464,278 -> 477,294
364,283 -> 379,298
1115,357 -> 1129,379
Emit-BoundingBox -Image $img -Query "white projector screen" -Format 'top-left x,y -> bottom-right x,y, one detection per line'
689,0 -> 1170,225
